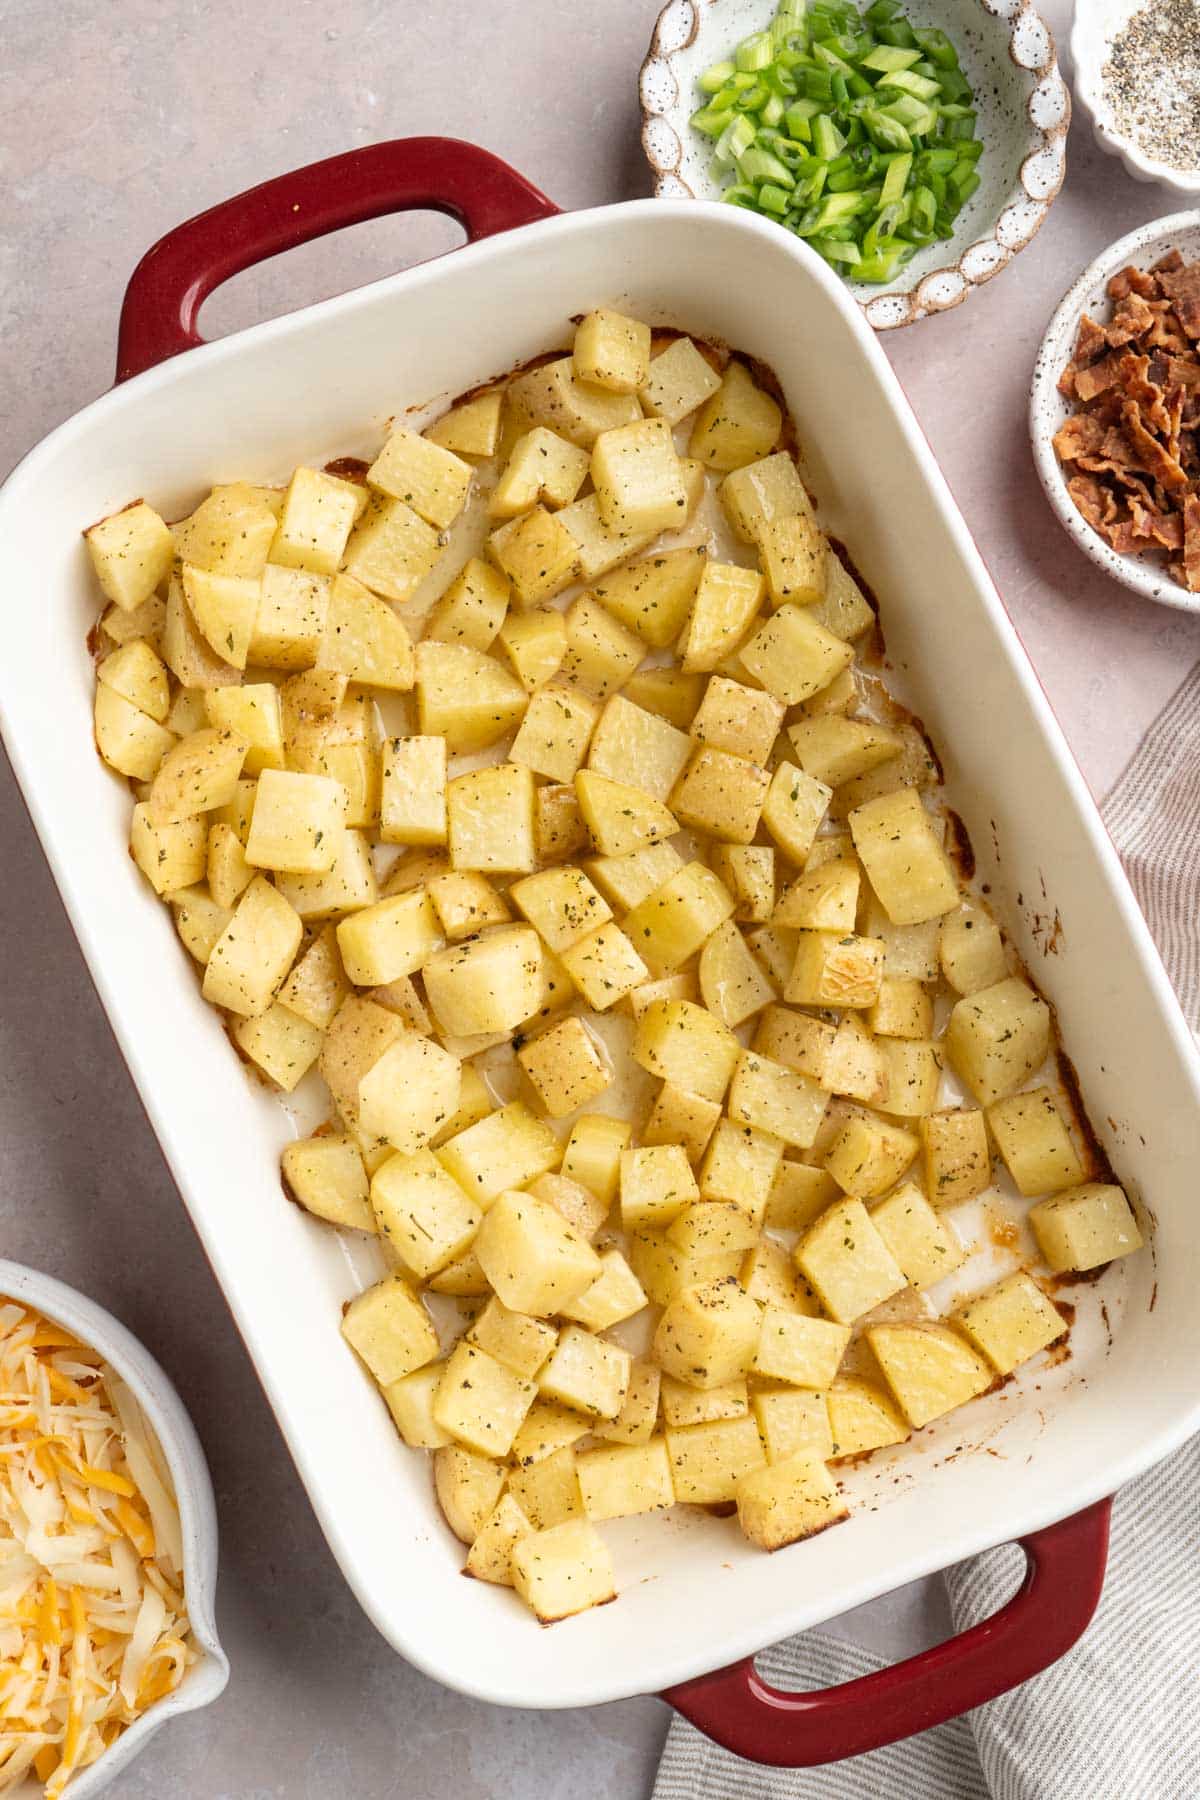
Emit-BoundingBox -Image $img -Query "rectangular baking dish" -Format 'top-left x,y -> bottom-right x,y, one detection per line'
3,137 -> 1199,1758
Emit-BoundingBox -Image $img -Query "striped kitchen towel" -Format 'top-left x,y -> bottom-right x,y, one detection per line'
655,661 -> 1200,1800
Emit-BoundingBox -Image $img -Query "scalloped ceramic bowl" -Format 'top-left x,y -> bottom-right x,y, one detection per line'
1071,0 -> 1200,196
640,0 -> 1070,328
0,1261 -> 228,1797
1029,210 -> 1200,611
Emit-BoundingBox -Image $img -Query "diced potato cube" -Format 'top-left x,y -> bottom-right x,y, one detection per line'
378,736 -> 446,848
710,845 -> 775,924
507,355 -> 642,448
510,685 -> 599,783
849,788 -> 959,927
275,829 -> 378,921
383,1363 -> 452,1450
129,805 -> 206,896
147,727 -> 247,825
788,716 -> 902,790
753,1388 -> 833,1463
562,1114 -> 632,1208
671,746 -> 769,845
465,1493 -> 533,1586
162,572 -> 240,690
318,995 -> 408,1123
489,427 -> 590,519
556,493 -> 656,582
433,1342 -> 536,1457
203,686 -> 284,776
341,1273 -> 438,1385
631,998 -> 739,1103
173,483 -> 277,576
506,1446 -> 584,1529
357,1031 -> 462,1153
343,494 -> 440,602
428,1249 -> 492,1298
425,388 -> 504,459
270,467 -> 360,574
827,1376 -> 909,1458
529,1172 -> 609,1242
774,860 -> 860,933
97,638 -> 170,722
469,1297 -> 557,1379
575,770 -> 678,858
247,566 -> 330,670
653,1276 -> 761,1390
945,977 -> 1052,1107
629,1233 -> 742,1309
587,694 -> 691,802
206,820 -> 254,909
691,676 -> 784,766
834,721 -> 940,818
666,1201 -> 759,1261
665,1415 -> 766,1504
987,1087 -> 1086,1196
511,1518 -> 616,1622
639,335 -> 722,424
623,863 -> 736,973
231,1002 -> 323,1090
620,1143 -> 700,1233
623,666 -> 706,728
318,572 -> 415,690
796,1197 -> 906,1324
202,876 -> 303,1018
754,1005 -> 835,1083
370,1149 -> 481,1279
940,905 -> 1008,995
574,309 -> 651,393
754,1308 -> 850,1390
759,512 -> 828,607
511,865 -> 612,952
433,1445 -> 507,1543
719,452 -> 812,543
559,921 -> 649,1010
814,555 -> 876,641
281,1132 -> 373,1232
335,889 -> 441,986
488,505 -> 579,605
595,1363 -> 663,1444
955,1271 -> 1066,1375
1029,1183 -> 1142,1273
870,1182 -> 966,1288
422,556 -> 509,650
562,1249 -> 648,1332
94,684 -> 176,781
824,1112 -> 918,1198
697,919 -> 776,1029
367,427 -> 472,530
689,361 -> 781,469
736,1452 -> 849,1550
825,1015 -> 890,1107
85,501 -> 175,611
446,763 -> 535,874
474,1186 -> 600,1314
99,589 -> 166,651
740,604 -> 854,705
878,1039 -> 942,1117
539,1325 -> 631,1420
519,1016 -> 611,1118
536,783 -> 589,862
171,887 -> 234,964
591,547 -> 706,650
427,871 -> 510,942
867,1323 -> 993,1429
679,561 -> 764,672
741,1236 -> 817,1314
765,1159 -> 838,1233
700,1120 -> 782,1222
497,607 -> 567,692
586,842 -> 684,912
414,641 -> 528,752
577,1439 -> 673,1521
867,976 -> 933,1040
436,1103 -> 561,1209
560,595 -> 646,697
277,926 -> 349,1029
761,764 -> 833,864
745,925 -> 799,990
244,769 -> 346,875
591,418 -> 687,537
786,929 -> 883,1010
424,927 -> 543,1038
728,1051 -> 828,1150
860,896 -> 941,982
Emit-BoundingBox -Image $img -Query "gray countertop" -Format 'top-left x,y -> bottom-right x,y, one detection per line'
3,1 -> 1197,1793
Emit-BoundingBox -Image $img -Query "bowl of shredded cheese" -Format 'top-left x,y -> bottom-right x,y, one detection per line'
0,1263 -> 227,1798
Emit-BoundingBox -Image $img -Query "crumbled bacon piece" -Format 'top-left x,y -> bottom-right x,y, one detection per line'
1053,250 -> 1200,590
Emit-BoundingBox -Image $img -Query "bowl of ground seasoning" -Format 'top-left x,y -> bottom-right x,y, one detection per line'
1072,0 -> 1200,192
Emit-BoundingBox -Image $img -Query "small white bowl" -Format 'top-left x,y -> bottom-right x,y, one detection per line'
1071,0 -> 1200,196
639,0 -> 1070,329
0,1261 -> 229,1797
1029,210 -> 1200,612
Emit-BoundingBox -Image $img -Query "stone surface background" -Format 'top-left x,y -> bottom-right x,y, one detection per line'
2,0 -> 1194,1791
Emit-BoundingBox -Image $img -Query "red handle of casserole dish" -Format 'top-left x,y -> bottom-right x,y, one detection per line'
663,1497 -> 1111,1766
115,137 -> 560,382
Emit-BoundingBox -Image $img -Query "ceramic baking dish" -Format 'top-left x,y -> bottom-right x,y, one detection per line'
3,138 -> 1199,1767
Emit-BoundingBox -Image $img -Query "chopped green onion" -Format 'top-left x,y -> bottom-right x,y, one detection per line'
736,31 -> 774,71
698,59 -> 737,93
811,112 -> 846,159
879,150 -> 912,204
757,181 -> 794,214
714,115 -> 757,163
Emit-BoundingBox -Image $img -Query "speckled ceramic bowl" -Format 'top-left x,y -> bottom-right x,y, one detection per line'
639,0 -> 1070,329
0,1261 -> 229,1798
1071,0 -> 1200,196
1029,210 -> 1200,612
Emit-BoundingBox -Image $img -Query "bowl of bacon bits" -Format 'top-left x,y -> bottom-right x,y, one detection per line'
0,1263 -> 227,1798
1031,211 -> 1200,608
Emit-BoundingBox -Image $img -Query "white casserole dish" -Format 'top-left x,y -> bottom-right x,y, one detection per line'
2,137 -> 1198,1756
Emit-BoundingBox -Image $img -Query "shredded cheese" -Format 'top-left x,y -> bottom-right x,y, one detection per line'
0,1302 -> 194,1796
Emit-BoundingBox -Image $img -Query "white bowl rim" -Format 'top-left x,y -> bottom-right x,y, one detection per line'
638,0 -> 1071,330
1028,207 -> 1200,614
1069,3 -> 1200,198
0,1260 -> 229,1798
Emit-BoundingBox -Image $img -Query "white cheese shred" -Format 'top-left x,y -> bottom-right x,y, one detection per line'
0,1302 -> 194,1796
